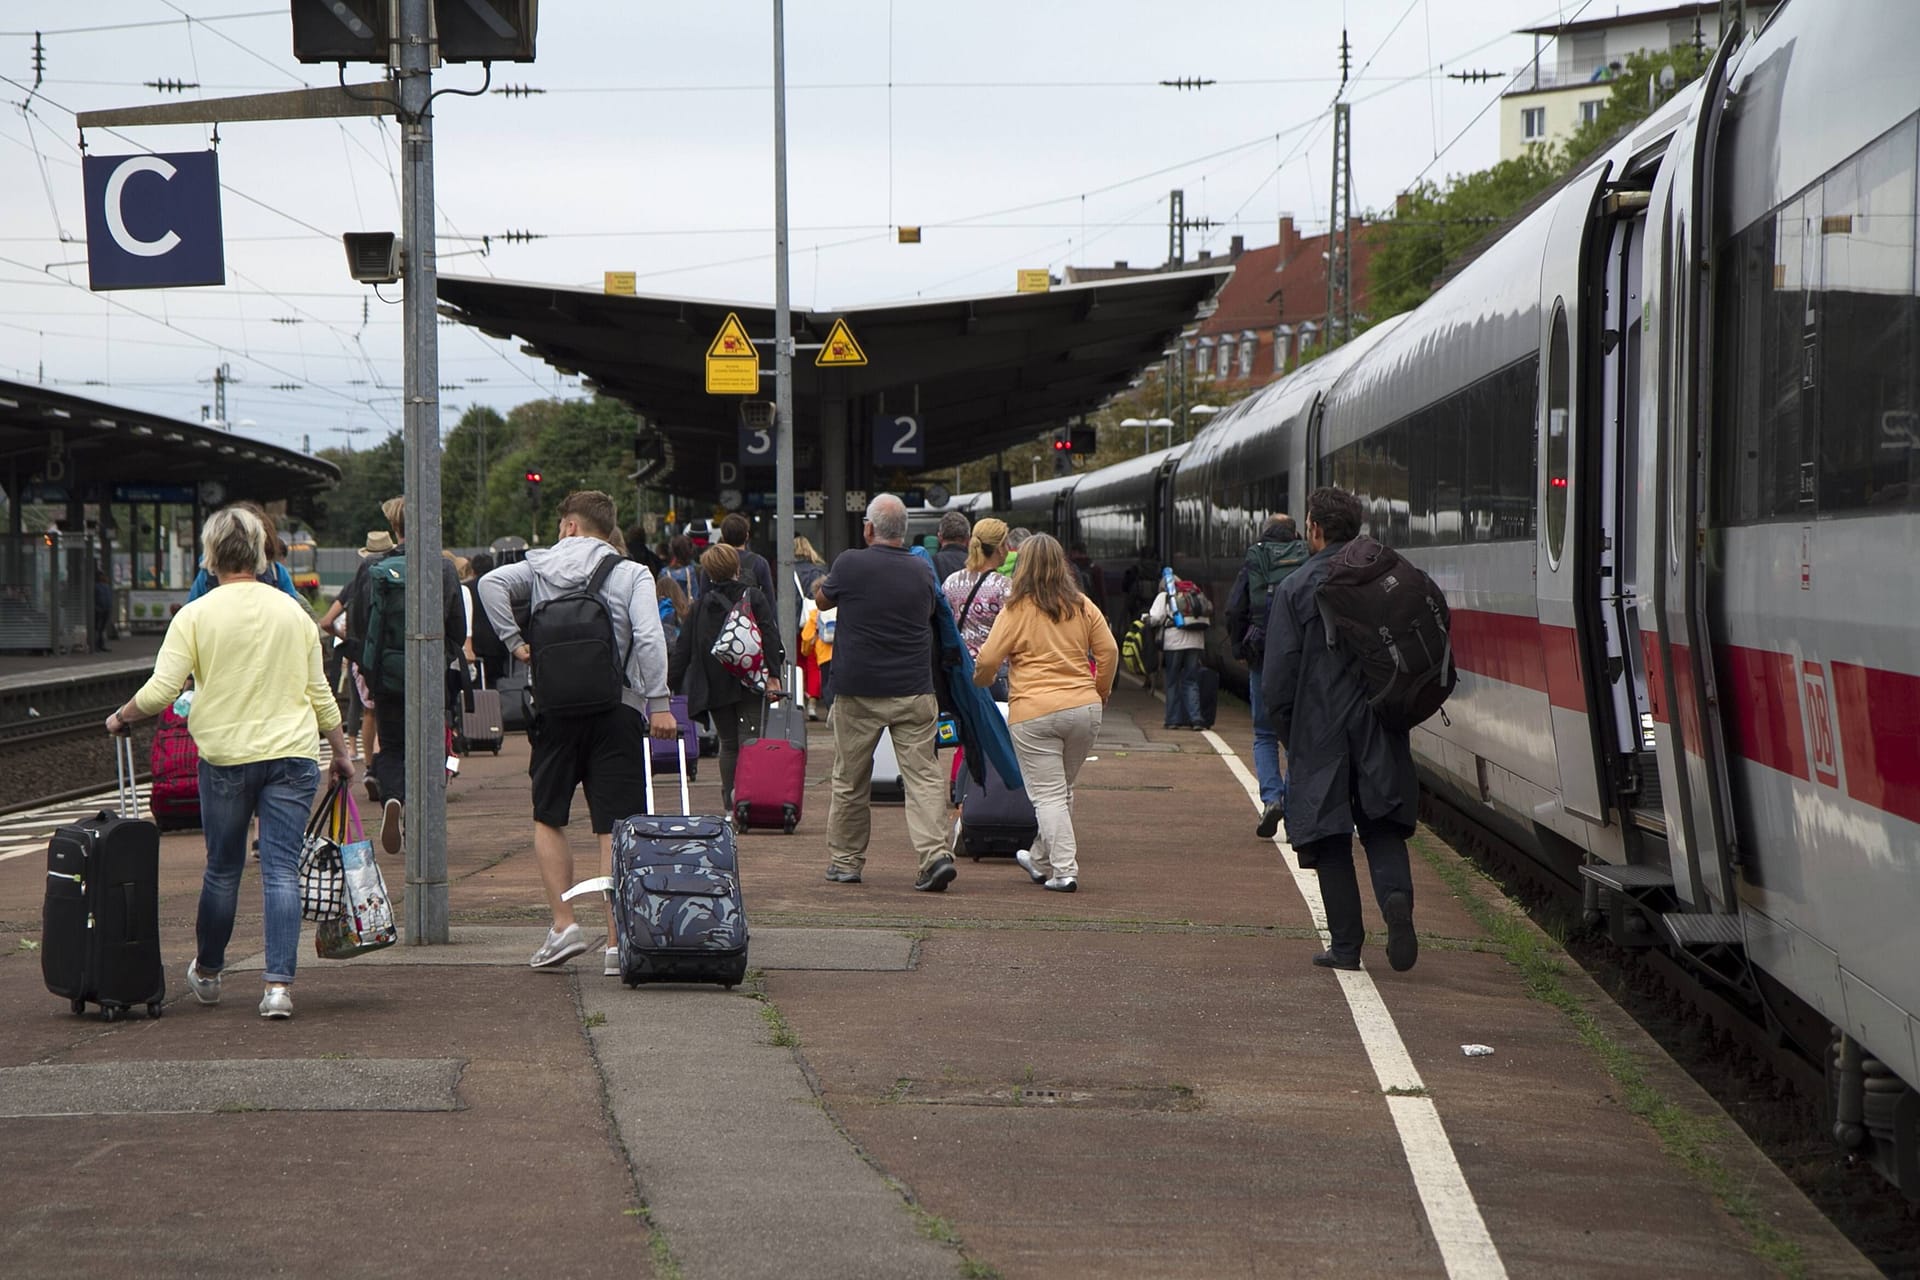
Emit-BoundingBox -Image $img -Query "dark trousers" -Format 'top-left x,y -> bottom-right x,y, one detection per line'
373,700 -> 407,804
708,701 -> 749,812
1301,815 -> 1414,960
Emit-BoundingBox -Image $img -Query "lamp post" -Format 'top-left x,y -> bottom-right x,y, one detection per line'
1188,403 -> 1220,442
1121,416 -> 1175,453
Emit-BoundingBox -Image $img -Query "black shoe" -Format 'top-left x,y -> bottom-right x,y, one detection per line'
1383,891 -> 1418,972
1255,803 -> 1284,840
913,857 -> 957,893
1311,950 -> 1361,971
825,865 -> 862,884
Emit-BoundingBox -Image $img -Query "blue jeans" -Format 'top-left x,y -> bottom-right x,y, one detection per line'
1163,649 -> 1203,727
1245,663 -> 1285,808
197,756 -> 320,986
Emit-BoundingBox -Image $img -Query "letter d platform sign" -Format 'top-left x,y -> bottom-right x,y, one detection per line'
82,151 -> 224,291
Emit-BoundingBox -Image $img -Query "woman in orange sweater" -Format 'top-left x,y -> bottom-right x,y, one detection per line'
972,534 -> 1119,892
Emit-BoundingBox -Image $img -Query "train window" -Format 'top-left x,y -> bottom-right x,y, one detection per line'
1545,301 -> 1571,566
1406,413 -> 1434,546
1817,116 -> 1918,514
1429,402 -> 1464,544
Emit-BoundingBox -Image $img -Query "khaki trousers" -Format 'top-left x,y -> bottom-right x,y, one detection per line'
1009,702 -> 1102,881
827,693 -> 950,875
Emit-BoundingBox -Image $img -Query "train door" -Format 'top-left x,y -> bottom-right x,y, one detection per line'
1536,166 -> 1615,825
1636,37 -> 1744,913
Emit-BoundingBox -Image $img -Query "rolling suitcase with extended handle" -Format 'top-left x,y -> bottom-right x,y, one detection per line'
42,736 -> 166,1021
733,681 -> 807,834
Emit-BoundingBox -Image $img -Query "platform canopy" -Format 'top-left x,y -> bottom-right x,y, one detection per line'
0,378 -> 339,510
437,266 -> 1229,490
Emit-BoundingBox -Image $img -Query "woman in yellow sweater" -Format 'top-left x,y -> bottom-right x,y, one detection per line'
107,505 -> 353,1020
972,534 -> 1119,892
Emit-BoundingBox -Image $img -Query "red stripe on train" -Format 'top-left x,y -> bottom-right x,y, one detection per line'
1718,645 -> 1809,782
1830,662 -> 1920,825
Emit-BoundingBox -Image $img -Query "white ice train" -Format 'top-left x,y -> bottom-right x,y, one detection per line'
942,0 -> 1920,1192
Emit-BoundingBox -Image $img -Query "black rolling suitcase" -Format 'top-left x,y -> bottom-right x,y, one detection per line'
609,738 -> 748,988
43,737 -> 166,1021
950,761 -> 1039,859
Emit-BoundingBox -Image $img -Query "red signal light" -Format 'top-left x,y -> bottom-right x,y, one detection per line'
525,470 -> 542,483
1550,476 -> 1567,489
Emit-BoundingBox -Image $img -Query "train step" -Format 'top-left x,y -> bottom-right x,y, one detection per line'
1659,911 -> 1745,948
1579,862 -> 1674,894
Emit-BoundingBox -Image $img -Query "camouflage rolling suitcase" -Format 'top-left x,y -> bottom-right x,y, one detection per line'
608,737 -> 748,988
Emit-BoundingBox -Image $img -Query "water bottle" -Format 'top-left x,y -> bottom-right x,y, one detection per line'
172,689 -> 194,719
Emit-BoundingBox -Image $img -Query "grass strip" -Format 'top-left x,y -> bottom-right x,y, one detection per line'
1410,833 -> 1804,1279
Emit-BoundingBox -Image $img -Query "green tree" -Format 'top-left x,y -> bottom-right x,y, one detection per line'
439,405 -> 509,549
291,430 -> 404,545
1561,43 -> 1713,170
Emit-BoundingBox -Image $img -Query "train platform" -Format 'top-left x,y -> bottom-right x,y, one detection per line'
0,686 -> 1875,1279
0,632 -> 163,688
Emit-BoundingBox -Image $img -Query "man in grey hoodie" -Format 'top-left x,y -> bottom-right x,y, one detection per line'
479,490 -> 677,975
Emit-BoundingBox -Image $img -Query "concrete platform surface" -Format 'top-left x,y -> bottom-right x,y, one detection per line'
0,685 -> 1874,1279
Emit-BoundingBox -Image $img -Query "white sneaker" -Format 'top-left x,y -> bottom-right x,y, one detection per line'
604,947 -> 620,977
1013,849 -> 1047,885
529,923 -> 586,969
258,985 -> 293,1019
1043,876 -> 1078,893
187,960 -> 221,1006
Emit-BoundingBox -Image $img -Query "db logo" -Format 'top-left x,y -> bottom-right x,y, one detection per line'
1801,661 -> 1839,788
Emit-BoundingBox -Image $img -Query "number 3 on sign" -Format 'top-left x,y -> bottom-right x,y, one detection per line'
872,413 -> 923,468
740,421 -> 775,468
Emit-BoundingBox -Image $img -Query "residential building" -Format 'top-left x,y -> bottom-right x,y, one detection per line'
1498,2 -> 1774,161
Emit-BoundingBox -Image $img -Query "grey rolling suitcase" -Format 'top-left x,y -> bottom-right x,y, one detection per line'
871,727 -> 904,803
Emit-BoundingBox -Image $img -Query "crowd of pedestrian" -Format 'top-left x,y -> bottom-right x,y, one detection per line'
113,474 -> 1420,1021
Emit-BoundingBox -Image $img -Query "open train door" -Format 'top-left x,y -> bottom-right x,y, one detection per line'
1535,163 -> 1616,826
1636,35 -> 1744,913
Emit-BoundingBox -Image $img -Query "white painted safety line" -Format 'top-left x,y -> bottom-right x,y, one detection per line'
1201,726 -> 1508,1280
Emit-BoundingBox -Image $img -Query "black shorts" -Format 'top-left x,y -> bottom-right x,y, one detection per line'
527,704 -> 648,833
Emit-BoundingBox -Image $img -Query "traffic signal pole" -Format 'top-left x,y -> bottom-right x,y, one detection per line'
770,0 -> 798,664
398,0 -> 449,944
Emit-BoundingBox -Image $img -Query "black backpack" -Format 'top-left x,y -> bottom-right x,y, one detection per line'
525,556 -> 627,717
1315,536 -> 1455,731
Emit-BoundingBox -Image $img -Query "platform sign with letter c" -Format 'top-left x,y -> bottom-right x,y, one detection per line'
82,151 -> 225,290
872,413 -> 924,469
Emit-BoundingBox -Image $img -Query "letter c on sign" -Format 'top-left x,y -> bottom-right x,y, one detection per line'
104,156 -> 183,258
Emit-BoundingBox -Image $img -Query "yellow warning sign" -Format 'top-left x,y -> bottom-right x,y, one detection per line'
707,312 -> 757,360
814,317 -> 868,367
1016,269 -> 1051,293
603,271 -> 636,296
706,311 -> 762,395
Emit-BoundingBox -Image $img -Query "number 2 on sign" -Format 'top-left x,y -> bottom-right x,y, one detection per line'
872,412 -> 923,468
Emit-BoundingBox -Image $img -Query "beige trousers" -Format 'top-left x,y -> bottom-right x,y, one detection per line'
1009,702 -> 1102,881
826,693 -> 950,875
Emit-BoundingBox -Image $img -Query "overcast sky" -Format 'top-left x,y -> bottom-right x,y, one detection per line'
0,0 -> 1590,453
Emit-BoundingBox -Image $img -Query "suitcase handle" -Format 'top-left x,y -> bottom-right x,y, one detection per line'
640,721 -> 692,817
114,733 -> 140,819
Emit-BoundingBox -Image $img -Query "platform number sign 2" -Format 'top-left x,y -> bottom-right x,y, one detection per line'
1802,661 -> 1839,788
872,413 -> 924,469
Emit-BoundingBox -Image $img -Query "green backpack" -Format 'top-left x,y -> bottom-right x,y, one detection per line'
360,552 -> 409,695
1241,539 -> 1309,654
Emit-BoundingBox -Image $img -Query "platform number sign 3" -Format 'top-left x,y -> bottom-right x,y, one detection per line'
1802,661 -> 1839,788
739,421 -> 775,468
872,413 -> 924,469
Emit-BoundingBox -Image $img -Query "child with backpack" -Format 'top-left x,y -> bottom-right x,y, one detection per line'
477,490 -> 679,978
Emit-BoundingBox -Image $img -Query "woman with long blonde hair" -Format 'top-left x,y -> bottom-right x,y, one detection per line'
972,533 -> 1118,892
941,517 -> 1011,696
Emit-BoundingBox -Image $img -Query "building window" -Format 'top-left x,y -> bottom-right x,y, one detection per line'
1239,331 -> 1257,378
1580,99 -> 1603,126
1274,326 -> 1292,370
1217,337 -> 1234,377
1194,339 -> 1213,377
1299,322 -> 1317,355
1522,107 -> 1547,141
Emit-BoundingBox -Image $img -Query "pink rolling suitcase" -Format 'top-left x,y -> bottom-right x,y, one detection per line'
732,696 -> 806,834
